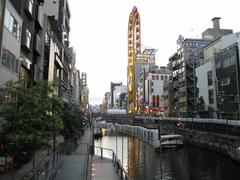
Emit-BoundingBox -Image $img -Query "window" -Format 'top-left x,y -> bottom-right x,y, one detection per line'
165,75 -> 168,80
221,77 -> 230,86
152,95 -> 155,107
4,9 -> 20,40
25,28 -> 32,49
207,71 -> 212,86
229,55 -> 235,66
161,75 -> 164,80
15,59 -> 19,73
223,58 -> 229,68
152,75 -> 155,80
156,95 -> 160,107
209,89 -> 213,104
223,56 -> 236,68
156,75 -> 159,80
1,49 -> 18,73
216,61 -> 221,69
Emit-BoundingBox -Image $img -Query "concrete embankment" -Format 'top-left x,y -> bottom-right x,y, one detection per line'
175,128 -> 240,159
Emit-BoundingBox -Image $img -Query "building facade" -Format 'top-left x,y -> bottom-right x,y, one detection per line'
143,66 -> 171,115
110,81 -> 122,108
113,85 -> 127,109
0,0 -> 22,89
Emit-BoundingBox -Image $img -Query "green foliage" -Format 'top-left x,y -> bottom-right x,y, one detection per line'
195,96 -> 214,118
62,102 -> 85,141
0,80 -> 64,157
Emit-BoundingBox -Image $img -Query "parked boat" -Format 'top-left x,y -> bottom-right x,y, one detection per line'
159,134 -> 184,149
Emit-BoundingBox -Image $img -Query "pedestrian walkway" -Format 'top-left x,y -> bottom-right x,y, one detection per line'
53,127 -> 93,180
91,155 -> 119,180
54,127 -> 121,180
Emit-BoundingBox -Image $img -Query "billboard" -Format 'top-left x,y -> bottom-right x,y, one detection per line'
135,53 -> 155,63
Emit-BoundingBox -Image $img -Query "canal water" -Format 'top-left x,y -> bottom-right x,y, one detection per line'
94,132 -> 240,180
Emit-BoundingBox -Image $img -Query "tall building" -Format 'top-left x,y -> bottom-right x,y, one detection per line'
137,48 -> 157,112
197,32 -> 240,119
113,85 -> 127,109
41,0 -> 72,102
170,18 -> 233,117
103,92 -> 111,112
173,37 -> 211,116
110,81 -> 122,108
0,0 -> 22,91
7,0 -> 44,85
80,72 -> 89,113
127,6 -> 141,114
143,66 -> 171,114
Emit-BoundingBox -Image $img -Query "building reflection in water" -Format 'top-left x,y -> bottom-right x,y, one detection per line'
94,130 -> 240,180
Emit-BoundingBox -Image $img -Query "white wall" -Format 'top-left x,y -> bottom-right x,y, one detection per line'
196,61 -> 213,106
145,73 -> 170,107
113,85 -> 127,108
40,0 -> 60,21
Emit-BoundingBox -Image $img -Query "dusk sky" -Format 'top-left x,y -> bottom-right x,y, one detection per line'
68,0 -> 240,105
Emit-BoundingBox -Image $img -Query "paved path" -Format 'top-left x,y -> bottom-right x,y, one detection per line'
54,127 -> 120,180
91,155 -> 119,180
53,127 -> 93,180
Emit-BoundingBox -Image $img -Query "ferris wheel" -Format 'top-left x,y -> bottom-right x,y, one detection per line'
127,6 -> 141,113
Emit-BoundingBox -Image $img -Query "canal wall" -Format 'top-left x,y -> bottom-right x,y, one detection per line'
174,128 -> 231,156
96,118 -> 240,161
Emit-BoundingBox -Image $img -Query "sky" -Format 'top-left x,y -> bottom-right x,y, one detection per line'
68,0 -> 240,105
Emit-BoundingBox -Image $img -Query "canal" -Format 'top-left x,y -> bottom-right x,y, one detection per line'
94,132 -> 240,180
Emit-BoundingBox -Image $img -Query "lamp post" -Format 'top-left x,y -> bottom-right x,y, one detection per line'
158,114 -> 163,180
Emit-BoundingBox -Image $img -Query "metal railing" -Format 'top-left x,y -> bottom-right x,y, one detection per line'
92,146 -> 131,180
20,148 -> 62,180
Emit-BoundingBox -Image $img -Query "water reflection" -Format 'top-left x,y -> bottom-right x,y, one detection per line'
94,134 -> 240,180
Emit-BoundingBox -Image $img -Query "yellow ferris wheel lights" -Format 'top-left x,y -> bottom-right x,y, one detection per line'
127,6 -> 141,114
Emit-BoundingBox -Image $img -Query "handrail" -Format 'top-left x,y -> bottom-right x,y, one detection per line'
92,145 -> 131,180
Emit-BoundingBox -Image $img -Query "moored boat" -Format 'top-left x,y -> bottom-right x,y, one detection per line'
159,134 -> 184,149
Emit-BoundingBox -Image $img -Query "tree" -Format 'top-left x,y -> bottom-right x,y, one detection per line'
196,96 -> 213,118
62,102 -> 85,141
0,80 -> 64,167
